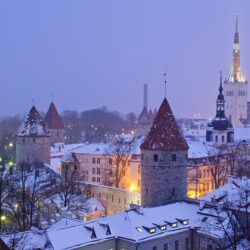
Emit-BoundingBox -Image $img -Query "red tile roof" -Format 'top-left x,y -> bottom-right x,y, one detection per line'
44,102 -> 64,129
140,98 -> 188,151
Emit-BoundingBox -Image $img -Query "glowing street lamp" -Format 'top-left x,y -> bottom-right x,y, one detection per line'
1,215 -> 6,221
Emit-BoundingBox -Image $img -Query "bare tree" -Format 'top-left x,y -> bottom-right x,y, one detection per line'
206,182 -> 250,250
6,161 -> 41,232
207,146 -> 228,190
106,134 -> 135,188
55,162 -> 83,210
0,160 -> 11,233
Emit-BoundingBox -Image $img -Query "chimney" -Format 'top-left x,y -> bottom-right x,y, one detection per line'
143,84 -> 148,110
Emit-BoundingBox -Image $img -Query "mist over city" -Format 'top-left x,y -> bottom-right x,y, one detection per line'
1,1 -> 250,250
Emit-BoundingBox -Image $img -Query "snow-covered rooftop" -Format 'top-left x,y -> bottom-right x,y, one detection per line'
46,201 -> 200,250
17,106 -> 49,137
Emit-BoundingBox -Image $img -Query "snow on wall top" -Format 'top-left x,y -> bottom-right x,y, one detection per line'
141,98 -> 189,151
16,106 -> 50,137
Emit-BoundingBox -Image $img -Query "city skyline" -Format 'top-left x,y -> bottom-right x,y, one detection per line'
0,1 -> 250,118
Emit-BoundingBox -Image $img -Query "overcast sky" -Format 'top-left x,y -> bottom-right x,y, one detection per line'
0,1 -> 249,119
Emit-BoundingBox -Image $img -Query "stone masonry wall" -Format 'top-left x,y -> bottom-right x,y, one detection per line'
80,183 -> 141,216
16,136 -> 50,165
48,128 -> 64,145
141,149 -> 188,206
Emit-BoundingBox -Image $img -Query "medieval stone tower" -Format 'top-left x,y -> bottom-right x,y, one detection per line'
44,102 -> 65,145
16,106 -> 51,165
224,16 -> 248,127
140,98 -> 189,207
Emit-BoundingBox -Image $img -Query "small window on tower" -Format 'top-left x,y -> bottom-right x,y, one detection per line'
153,154 -> 158,162
172,154 -> 176,162
222,136 -> 225,142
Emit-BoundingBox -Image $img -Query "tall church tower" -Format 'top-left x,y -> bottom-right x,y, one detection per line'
224,16 -> 248,127
140,98 -> 189,207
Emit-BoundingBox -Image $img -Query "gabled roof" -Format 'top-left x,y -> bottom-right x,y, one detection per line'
16,106 -> 49,137
44,102 -> 64,130
141,98 -> 188,151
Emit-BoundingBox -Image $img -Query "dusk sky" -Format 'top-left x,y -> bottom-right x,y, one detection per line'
0,1 -> 249,119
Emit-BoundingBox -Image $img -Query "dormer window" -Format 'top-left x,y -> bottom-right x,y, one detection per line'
136,227 -> 143,232
176,218 -> 189,225
171,223 -> 177,228
106,226 -> 111,235
143,226 -> 156,234
153,223 -> 167,231
153,154 -> 158,162
165,221 -> 178,228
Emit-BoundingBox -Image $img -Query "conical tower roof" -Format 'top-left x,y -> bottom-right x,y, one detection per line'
138,107 -> 151,124
44,102 -> 64,129
17,106 -> 49,137
141,98 -> 188,151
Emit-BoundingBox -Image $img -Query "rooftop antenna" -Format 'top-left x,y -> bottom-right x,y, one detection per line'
163,69 -> 167,98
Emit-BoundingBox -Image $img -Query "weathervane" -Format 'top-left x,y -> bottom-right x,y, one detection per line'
32,98 -> 35,105
163,69 -> 167,98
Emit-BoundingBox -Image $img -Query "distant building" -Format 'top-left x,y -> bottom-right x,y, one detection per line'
16,106 -> 51,165
135,106 -> 154,136
141,98 -> 189,206
206,74 -> 234,145
44,102 -> 64,145
224,16 -> 248,127
135,84 -> 156,136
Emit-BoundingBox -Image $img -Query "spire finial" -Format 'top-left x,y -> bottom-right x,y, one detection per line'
235,13 -> 239,34
163,69 -> 167,98
51,93 -> 54,102
219,71 -> 223,93
32,98 -> 35,106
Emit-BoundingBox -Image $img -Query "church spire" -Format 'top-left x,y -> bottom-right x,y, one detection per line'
216,72 -> 225,118
229,15 -> 246,83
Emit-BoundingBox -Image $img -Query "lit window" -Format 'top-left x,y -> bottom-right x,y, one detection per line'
149,228 -> 156,233
172,223 -> 177,228
136,227 -> 143,232
160,225 -> 166,231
